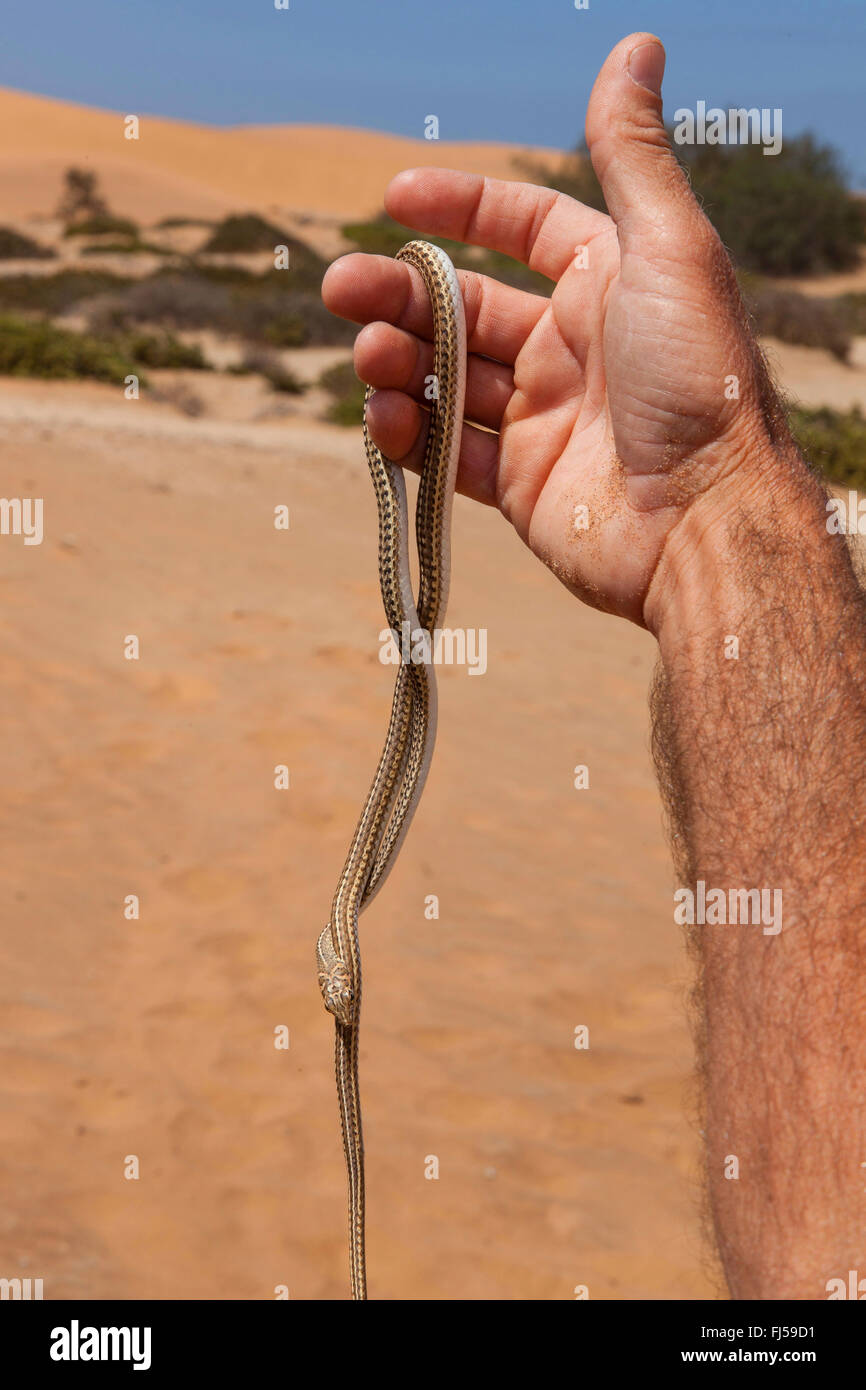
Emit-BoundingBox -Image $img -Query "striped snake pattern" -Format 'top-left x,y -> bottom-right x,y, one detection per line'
316,241 -> 467,1299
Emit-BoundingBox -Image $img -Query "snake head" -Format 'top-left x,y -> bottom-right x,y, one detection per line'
317,924 -> 355,1027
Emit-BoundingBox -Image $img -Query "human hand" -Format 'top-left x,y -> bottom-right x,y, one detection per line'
322,32 -> 800,628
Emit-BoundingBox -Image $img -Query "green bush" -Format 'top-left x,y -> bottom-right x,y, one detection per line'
80,240 -> 172,257
86,273 -> 232,334
83,268 -> 352,347
319,360 -> 366,425
0,270 -> 133,315
0,258 -> 349,353
156,216 -> 216,229
64,214 -> 139,239
682,134 -> 864,276
518,131 -> 864,277
0,315 -> 210,382
203,214 -> 325,274
789,405 -> 866,491
260,316 -> 306,347
80,241 -> 137,255
120,331 -> 209,370
0,227 -> 54,260
203,213 -> 286,253
0,314 -> 144,383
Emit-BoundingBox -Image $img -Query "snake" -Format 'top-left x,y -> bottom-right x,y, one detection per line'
316,241 -> 467,1301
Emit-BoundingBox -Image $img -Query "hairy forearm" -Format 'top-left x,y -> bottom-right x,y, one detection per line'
646,440 -> 866,1299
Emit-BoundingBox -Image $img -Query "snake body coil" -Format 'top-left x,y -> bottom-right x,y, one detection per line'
317,241 -> 467,1300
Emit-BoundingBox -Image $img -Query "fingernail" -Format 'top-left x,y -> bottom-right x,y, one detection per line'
628,41 -> 665,97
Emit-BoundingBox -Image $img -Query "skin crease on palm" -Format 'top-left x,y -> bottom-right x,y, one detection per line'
321,31 -> 785,630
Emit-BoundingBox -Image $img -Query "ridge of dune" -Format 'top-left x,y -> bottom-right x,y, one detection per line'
0,85 -> 563,223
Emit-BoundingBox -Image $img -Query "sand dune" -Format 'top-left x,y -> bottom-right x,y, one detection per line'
0,85 -> 560,224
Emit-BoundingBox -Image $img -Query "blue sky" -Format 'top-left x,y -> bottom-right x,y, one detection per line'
3,0 -> 865,184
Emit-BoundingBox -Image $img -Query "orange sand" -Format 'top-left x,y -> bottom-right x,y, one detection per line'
0,380 -> 717,1299
0,85 -> 561,224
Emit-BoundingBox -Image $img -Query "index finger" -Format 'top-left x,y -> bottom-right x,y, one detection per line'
322,253 -> 548,367
385,167 -> 611,281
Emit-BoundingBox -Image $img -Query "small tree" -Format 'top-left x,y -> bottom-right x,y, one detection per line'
57,168 -> 108,224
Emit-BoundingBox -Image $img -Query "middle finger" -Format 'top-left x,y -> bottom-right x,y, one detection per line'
354,321 -> 513,432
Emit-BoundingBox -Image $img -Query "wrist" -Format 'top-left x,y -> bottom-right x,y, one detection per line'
643,435 -> 839,657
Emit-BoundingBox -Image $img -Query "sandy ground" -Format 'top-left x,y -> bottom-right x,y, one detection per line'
0,380 -> 719,1300
763,336 -> 866,411
774,263 -> 866,298
1,317 -> 862,1301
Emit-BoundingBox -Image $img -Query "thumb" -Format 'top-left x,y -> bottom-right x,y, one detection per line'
585,33 -> 703,248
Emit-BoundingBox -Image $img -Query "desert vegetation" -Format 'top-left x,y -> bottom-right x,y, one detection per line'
319,359 -> 366,425
789,405 -> 866,491
0,227 -> 55,260
0,314 -> 145,384
0,159 -> 862,487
